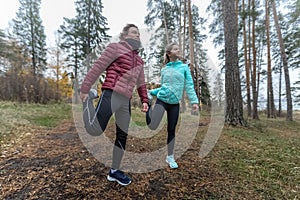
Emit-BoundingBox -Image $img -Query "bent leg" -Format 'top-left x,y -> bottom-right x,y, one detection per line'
146,99 -> 165,130
95,90 -> 113,134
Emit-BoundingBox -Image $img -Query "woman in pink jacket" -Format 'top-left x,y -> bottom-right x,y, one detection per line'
80,24 -> 149,186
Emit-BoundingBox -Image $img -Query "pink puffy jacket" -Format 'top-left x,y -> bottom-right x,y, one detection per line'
80,40 -> 148,104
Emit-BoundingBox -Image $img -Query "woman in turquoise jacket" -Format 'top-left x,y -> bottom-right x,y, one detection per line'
147,42 -> 199,169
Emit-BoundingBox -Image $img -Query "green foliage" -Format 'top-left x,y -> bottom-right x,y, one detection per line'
59,0 -> 110,75
12,0 -> 47,74
0,29 -> 7,59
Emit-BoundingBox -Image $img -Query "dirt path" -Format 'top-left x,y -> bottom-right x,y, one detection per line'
0,120 -> 226,200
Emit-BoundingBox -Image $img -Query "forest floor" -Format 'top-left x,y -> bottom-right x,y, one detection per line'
0,103 -> 299,199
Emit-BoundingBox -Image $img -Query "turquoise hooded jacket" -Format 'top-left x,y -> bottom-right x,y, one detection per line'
150,60 -> 199,105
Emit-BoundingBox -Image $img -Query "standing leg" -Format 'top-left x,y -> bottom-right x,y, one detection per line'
107,92 -> 132,186
165,103 -> 180,169
112,99 -> 130,170
166,103 -> 180,156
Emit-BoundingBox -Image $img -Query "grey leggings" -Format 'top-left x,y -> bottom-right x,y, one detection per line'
146,99 -> 180,156
96,89 -> 131,169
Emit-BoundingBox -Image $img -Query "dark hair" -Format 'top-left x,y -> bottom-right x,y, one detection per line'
119,24 -> 139,40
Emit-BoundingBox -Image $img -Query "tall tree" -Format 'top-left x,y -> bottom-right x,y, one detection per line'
242,0 -> 252,118
48,32 -> 68,101
161,0 -> 170,43
265,0 -> 276,118
222,0 -> 246,126
0,30 -> 7,61
12,0 -> 47,103
187,0 -> 195,78
251,0 -> 259,120
74,0 -> 110,71
212,72 -> 225,108
12,0 -> 47,76
271,0 -> 293,121
59,0 -> 109,103
286,0 -> 300,108
59,18 -> 82,104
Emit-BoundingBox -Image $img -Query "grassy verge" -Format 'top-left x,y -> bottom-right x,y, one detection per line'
0,101 -> 72,140
204,114 -> 300,199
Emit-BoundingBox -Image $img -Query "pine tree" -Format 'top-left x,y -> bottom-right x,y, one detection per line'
59,0 -> 110,103
211,72 -> 225,108
222,0 -> 246,126
12,0 -> 47,76
12,0 -> 47,103
59,17 -> 82,104
287,0 -> 300,108
0,29 -> 7,60
75,0 -> 110,71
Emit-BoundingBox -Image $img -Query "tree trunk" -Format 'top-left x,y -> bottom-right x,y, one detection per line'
265,0 -> 276,118
187,0 -> 195,77
243,0 -> 252,118
278,61 -> 282,117
178,0 -> 183,54
161,0 -> 170,44
180,0 -> 186,113
251,0 -> 259,120
271,1 -> 293,121
182,0 -> 187,58
222,0 -> 246,126
187,0 -> 199,102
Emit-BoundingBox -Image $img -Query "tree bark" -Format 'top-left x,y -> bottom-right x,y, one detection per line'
265,0 -> 276,118
187,0 -> 195,77
243,0 -> 252,118
222,0 -> 246,126
271,0 -> 293,121
251,0 -> 259,120
161,0 -> 170,44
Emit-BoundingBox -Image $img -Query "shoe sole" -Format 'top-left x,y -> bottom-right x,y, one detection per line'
107,175 -> 131,186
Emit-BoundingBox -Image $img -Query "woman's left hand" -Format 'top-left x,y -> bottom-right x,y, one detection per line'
192,104 -> 199,111
141,103 -> 149,112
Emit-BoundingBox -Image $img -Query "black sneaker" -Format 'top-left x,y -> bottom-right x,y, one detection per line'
107,170 -> 132,186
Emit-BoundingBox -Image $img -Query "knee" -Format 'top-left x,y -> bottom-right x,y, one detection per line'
148,123 -> 159,130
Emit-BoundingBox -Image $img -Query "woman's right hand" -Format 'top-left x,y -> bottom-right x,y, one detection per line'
80,92 -> 88,102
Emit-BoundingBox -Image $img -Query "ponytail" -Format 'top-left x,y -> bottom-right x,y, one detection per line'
163,42 -> 178,65
164,54 -> 170,65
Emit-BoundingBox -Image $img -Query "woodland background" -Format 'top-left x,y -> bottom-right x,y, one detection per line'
0,0 -> 299,122
0,0 -> 300,199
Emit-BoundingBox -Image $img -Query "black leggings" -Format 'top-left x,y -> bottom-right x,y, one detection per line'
96,89 -> 131,169
146,99 -> 180,156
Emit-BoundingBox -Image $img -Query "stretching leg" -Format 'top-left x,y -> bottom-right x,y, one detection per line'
146,99 -> 165,130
